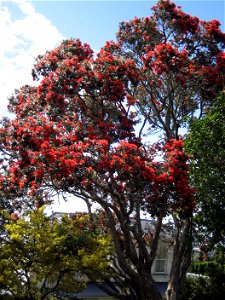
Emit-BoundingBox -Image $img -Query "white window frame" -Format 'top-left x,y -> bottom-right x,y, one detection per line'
154,246 -> 167,274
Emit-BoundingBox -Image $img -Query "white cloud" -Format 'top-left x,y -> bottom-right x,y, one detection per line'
0,0 -> 64,116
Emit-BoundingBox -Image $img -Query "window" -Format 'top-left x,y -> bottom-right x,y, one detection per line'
155,246 -> 167,273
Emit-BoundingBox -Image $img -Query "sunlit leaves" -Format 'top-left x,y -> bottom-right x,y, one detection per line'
0,208 -> 113,298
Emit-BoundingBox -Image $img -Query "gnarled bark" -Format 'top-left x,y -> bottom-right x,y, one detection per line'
165,217 -> 192,300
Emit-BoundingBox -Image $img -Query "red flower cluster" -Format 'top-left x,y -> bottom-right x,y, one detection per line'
153,0 -> 200,34
143,43 -> 190,76
163,139 -> 195,212
2,0 -> 224,218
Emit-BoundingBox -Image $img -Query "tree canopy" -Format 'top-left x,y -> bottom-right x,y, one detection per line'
185,92 -> 225,248
1,1 -> 225,300
0,208 -> 112,299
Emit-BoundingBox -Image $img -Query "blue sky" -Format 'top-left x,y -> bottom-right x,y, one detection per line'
33,0 -> 225,50
0,0 -> 224,213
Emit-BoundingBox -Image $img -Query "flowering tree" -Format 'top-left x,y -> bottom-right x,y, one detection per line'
1,1 -> 225,299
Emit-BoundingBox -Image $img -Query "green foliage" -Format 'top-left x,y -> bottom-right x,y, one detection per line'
184,92 -> 225,298
181,261 -> 225,300
185,91 -> 225,246
181,276 -> 211,300
181,244 -> 225,300
0,208 -> 113,299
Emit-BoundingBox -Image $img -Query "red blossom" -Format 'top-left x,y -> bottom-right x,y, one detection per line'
1,1 -> 221,218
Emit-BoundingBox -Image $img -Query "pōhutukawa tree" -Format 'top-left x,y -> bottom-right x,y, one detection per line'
0,1 -> 225,299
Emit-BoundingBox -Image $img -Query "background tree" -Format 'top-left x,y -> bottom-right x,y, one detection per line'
185,92 -> 225,248
0,207 -> 112,299
181,243 -> 225,300
1,1 -> 225,300
183,90 -> 225,299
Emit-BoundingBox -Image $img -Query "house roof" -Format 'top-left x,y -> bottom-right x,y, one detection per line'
58,282 -> 168,297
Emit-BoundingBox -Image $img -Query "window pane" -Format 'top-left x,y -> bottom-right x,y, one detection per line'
155,259 -> 165,273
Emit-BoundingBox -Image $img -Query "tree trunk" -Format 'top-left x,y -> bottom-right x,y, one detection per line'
138,272 -> 163,300
97,274 -> 163,300
164,217 -> 192,300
